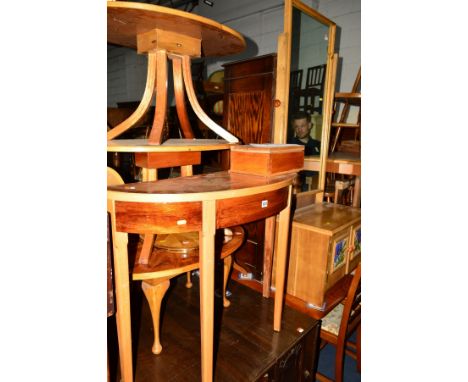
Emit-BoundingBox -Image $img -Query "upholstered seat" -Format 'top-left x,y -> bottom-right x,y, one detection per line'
321,303 -> 344,336
316,263 -> 361,382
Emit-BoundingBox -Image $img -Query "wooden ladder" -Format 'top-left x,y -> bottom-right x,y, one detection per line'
330,67 -> 361,153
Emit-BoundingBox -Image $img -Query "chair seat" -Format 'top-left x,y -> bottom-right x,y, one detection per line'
321,303 -> 344,336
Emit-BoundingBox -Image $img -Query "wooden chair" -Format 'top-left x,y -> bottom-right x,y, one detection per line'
316,263 -> 361,382
289,69 -> 303,114
107,167 -> 244,355
300,64 -> 326,115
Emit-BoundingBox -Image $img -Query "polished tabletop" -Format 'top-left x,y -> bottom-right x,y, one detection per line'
108,171 -> 295,201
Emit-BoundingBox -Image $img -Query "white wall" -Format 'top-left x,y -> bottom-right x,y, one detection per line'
107,0 -> 360,105
318,0 -> 361,92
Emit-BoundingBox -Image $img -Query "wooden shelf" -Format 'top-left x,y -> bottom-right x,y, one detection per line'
334,92 -> 361,106
132,226 -> 244,280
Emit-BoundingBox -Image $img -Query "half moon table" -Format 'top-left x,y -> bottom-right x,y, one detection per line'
108,171 -> 295,381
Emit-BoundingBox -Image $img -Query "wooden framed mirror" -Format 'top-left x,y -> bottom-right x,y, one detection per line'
273,0 -> 337,201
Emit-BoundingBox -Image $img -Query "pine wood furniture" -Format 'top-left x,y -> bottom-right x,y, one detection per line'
113,277 -> 321,382
108,171 -> 295,382
303,152 -> 361,207
136,226 -> 245,355
330,67 -> 361,153
286,203 -> 360,311
316,263 -> 361,382
107,1 -> 245,145
108,167 -> 245,356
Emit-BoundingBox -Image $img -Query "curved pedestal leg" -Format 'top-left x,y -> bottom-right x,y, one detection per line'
141,278 -> 171,355
107,52 -> 157,140
223,255 -> 233,308
148,49 -> 169,144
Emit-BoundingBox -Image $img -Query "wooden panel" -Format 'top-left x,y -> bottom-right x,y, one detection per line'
134,151 -> 201,169
137,28 -> 201,56
216,188 -> 288,228
293,203 -> 360,236
223,54 -> 277,145
287,228 -> 330,309
230,145 -> 304,176
270,151 -> 304,174
115,201 -> 202,234
223,54 -> 276,78
225,91 -> 271,143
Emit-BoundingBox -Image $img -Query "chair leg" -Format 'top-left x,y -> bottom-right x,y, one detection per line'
357,325 -> 361,372
335,340 -> 346,382
223,255 -> 233,308
141,278 -> 170,354
185,271 -> 192,288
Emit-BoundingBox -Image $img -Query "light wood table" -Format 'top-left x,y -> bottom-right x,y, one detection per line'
107,1 -> 245,144
108,171 -> 295,382
304,152 -> 361,207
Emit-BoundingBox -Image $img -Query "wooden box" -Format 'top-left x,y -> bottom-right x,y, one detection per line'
230,144 -> 304,176
287,203 -> 361,310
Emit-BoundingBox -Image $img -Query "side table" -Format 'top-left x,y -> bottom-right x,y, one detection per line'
108,171 -> 295,381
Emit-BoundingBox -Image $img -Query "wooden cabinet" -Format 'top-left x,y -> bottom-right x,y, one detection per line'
222,54 -> 277,281
287,203 -> 361,310
255,319 -> 320,382
223,53 -> 277,144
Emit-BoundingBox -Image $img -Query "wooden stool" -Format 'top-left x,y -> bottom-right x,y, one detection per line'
134,226 -> 245,355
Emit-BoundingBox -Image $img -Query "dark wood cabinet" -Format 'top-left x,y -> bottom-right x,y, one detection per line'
222,54 -> 277,281
255,320 -> 320,382
223,53 -> 277,144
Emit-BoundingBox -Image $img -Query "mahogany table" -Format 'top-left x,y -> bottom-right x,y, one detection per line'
108,171 -> 295,382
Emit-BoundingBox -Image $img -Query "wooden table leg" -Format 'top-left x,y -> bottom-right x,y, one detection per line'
111,229 -> 133,382
262,215 -> 276,298
199,200 -> 216,381
352,175 -> 361,208
273,186 -> 292,331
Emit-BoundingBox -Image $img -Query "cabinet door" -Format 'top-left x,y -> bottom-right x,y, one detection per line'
347,223 -> 361,272
276,342 -> 303,382
326,228 -> 350,289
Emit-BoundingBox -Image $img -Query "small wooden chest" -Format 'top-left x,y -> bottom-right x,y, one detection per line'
287,203 -> 361,310
230,144 -> 304,176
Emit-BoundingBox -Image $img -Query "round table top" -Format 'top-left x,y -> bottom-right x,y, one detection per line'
107,1 -> 246,57
107,138 -> 236,152
107,171 -> 295,203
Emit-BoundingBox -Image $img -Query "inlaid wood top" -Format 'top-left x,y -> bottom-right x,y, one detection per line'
107,171 -> 295,202
107,138 -> 235,152
107,1 -> 246,56
293,203 -> 360,236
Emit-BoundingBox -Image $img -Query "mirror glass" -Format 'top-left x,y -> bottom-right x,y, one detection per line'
288,8 -> 329,144
275,0 -> 336,194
